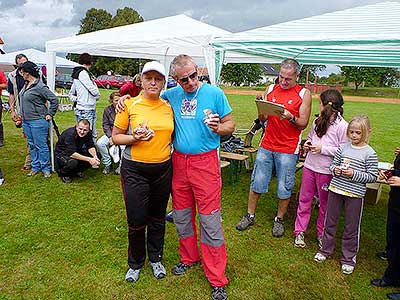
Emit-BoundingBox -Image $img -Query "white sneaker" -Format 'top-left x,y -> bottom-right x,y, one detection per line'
150,261 -> 166,279
314,252 -> 327,262
294,232 -> 306,248
341,264 -> 354,275
0,178 -> 4,186
125,268 -> 141,282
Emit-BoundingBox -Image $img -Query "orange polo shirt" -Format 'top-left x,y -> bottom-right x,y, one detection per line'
114,95 -> 174,163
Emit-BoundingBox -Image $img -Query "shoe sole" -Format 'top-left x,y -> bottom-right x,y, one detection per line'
236,224 -> 253,231
294,242 -> 306,248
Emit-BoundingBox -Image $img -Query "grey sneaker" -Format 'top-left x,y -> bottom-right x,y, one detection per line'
272,217 -> 284,237
102,165 -> 112,175
172,261 -> 200,276
125,268 -> 141,282
341,264 -> 354,275
114,165 -> 121,175
150,261 -> 166,279
294,232 -> 306,248
212,286 -> 227,300
236,213 -> 255,231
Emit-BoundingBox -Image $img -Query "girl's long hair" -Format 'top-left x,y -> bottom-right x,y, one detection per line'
314,89 -> 344,138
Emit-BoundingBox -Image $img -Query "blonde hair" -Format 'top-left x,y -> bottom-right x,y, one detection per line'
169,54 -> 197,77
347,114 -> 371,144
132,74 -> 140,82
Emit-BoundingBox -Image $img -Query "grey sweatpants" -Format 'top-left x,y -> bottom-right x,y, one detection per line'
319,191 -> 364,267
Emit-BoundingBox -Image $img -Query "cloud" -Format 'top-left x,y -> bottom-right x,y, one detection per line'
0,0 -> 78,52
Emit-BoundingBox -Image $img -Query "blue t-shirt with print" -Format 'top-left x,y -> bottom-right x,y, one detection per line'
162,83 -> 232,154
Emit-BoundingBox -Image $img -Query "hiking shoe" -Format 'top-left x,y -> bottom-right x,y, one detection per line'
172,261 -> 200,276
27,170 -> 39,177
272,217 -> 284,237
61,176 -> 72,183
341,264 -> 354,275
236,213 -> 255,231
294,232 -> 306,248
43,171 -> 52,178
114,166 -> 121,175
150,261 -> 166,279
317,236 -> 323,249
314,252 -> 327,263
211,286 -> 227,300
102,165 -> 112,175
376,251 -> 388,261
125,268 -> 141,283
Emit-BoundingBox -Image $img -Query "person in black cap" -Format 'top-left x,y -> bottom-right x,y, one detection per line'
19,61 -> 59,178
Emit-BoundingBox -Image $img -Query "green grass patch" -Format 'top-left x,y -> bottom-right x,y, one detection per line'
0,89 -> 396,299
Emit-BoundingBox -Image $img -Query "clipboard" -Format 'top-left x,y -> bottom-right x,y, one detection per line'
255,99 -> 285,116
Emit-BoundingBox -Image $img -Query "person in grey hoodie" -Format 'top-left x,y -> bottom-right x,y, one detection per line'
69,53 -> 100,140
19,61 -> 59,178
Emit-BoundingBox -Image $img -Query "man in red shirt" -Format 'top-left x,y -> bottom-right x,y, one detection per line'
0,69 -> 7,147
236,58 -> 312,237
119,74 -> 141,97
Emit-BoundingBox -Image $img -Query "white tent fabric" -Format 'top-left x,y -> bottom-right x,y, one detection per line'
212,2 -> 400,68
45,14 -> 278,88
0,48 -> 78,68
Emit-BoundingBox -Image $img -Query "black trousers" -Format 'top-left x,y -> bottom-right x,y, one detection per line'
121,158 -> 172,270
384,198 -> 400,283
55,155 -> 91,177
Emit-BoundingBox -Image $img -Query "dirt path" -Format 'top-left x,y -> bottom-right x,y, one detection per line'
223,89 -> 400,104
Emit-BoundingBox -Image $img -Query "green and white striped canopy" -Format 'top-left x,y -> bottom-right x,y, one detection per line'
212,1 -> 400,68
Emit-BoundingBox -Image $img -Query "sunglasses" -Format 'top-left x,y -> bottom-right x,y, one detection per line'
177,71 -> 198,84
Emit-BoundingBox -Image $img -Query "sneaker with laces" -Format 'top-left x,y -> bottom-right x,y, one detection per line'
236,213 -> 255,231
114,166 -> 121,175
150,261 -> 166,279
61,176 -> 72,183
172,261 -> 200,276
211,286 -> 227,300
314,252 -> 327,262
317,236 -> 323,249
341,264 -> 354,275
125,268 -> 141,283
294,232 -> 306,248
43,171 -> 52,178
102,165 -> 112,175
272,217 -> 284,237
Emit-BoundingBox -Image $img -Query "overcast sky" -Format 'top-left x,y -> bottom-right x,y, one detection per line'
0,0 -> 396,74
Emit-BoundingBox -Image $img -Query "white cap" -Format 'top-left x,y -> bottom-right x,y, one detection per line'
141,61 -> 166,77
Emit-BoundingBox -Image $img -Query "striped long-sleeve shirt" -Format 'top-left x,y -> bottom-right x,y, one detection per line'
329,142 -> 378,198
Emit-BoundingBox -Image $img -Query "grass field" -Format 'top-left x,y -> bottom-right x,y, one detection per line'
0,88 -> 398,299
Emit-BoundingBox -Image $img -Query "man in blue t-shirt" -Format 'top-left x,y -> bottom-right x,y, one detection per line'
163,54 -> 234,300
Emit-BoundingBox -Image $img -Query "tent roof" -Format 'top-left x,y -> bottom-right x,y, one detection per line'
46,14 -> 229,61
0,48 -> 78,68
212,2 -> 400,67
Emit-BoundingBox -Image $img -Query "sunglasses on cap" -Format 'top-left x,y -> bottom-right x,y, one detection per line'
177,71 -> 198,84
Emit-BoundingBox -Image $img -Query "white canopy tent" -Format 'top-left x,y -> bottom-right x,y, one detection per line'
45,14 -> 277,90
211,1 -> 400,79
0,48 -> 78,68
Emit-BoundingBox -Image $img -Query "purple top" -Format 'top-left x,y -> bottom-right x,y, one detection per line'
304,115 -> 349,174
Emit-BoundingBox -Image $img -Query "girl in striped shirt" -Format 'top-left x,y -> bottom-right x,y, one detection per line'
314,114 -> 378,275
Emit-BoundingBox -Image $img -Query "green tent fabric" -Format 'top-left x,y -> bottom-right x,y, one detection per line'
212,2 -> 400,68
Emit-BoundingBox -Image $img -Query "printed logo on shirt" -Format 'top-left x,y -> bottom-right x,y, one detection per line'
288,99 -> 293,105
180,98 -> 197,119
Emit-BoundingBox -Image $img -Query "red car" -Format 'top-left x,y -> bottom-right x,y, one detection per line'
94,75 -> 131,89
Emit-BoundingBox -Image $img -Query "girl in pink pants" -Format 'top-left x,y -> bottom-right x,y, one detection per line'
294,89 -> 348,248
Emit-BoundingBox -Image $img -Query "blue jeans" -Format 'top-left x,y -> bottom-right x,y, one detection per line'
75,109 -> 97,140
250,147 -> 298,199
22,119 -> 50,172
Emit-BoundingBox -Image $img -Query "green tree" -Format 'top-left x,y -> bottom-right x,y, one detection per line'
299,65 -> 326,83
341,66 -> 400,89
79,8 -> 112,34
221,63 -> 263,86
69,7 -> 144,77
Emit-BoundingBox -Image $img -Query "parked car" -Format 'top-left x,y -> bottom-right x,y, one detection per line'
55,74 -> 73,89
94,74 -> 129,89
